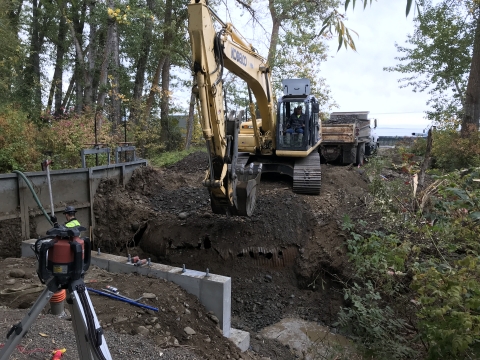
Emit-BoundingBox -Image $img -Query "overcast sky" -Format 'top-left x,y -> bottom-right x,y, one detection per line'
320,1 -> 433,136
174,0 -> 436,136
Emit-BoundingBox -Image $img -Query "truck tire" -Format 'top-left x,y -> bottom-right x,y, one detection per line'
356,143 -> 365,165
365,143 -> 372,156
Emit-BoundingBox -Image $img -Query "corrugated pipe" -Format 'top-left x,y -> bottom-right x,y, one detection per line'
13,170 -> 54,226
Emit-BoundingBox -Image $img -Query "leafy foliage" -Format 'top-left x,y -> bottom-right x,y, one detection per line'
337,147 -> 480,359
0,107 -> 41,172
336,281 -> 417,359
431,130 -> 480,171
384,0 -> 474,124
412,256 -> 480,359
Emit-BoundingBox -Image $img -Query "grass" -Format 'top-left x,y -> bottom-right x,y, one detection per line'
148,146 -> 206,168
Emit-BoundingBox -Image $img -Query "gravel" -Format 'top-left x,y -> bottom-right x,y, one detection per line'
0,309 -> 201,360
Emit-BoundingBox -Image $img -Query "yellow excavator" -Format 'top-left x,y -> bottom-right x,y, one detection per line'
188,0 -> 322,216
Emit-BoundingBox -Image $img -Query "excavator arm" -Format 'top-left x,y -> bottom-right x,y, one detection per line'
188,0 -> 273,216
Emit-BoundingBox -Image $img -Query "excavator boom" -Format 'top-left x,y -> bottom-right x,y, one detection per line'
187,0 -> 323,216
188,0 -> 267,216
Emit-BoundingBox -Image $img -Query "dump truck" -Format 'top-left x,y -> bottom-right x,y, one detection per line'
320,111 -> 377,165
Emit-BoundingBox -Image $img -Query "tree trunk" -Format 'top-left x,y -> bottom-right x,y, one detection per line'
96,0 -> 116,129
461,11 -> 480,136
25,0 -> 42,115
418,128 -> 433,190
46,77 -> 55,114
267,0 -> 289,68
84,0 -> 97,110
53,10 -> 67,116
130,0 -> 155,124
267,19 -> 281,67
62,75 -> 75,111
144,57 -> 166,120
71,0 -> 87,114
159,0 -> 173,145
110,17 -> 121,129
185,91 -> 196,150
160,55 -> 171,144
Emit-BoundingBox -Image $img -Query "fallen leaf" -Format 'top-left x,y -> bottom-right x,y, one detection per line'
39,332 -> 48,337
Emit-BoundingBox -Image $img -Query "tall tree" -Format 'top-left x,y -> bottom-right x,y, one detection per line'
384,0 -> 474,126
328,0 -> 480,135
159,0 -> 174,145
463,6 -> 480,135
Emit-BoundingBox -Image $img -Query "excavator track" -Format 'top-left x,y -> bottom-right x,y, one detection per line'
292,152 -> 321,194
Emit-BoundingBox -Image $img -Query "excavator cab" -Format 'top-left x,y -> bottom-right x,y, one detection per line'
276,79 -> 321,152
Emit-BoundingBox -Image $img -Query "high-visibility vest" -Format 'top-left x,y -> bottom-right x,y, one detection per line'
65,219 -> 81,228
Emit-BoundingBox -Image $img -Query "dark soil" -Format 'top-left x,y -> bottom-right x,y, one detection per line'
0,151 -> 371,359
93,151 -> 369,332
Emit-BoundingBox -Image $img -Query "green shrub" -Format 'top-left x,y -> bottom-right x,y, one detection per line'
431,131 -> 480,171
336,281 -> 418,359
0,106 -> 41,172
412,256 -> 480,359
149,146 -> 205,167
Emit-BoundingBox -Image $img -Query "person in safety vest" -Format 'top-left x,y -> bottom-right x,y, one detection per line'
50,206 -> 80,228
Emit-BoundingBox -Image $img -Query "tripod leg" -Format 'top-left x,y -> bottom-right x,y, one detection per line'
0,287 -> 53,360
68,283 -> 112,360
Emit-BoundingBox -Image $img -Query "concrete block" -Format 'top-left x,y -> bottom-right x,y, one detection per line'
22,239 -> 37,258
168,269 -> 205,298
229,328 -> 250,352
26,248 -> 232,338
200,274 -> 231,337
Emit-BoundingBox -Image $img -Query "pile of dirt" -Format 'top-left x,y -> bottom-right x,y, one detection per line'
0,149 -> 416,359
0,257 -> 277,359
93,153 -> 369,335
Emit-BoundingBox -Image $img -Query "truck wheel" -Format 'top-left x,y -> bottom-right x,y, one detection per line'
365,144 -> 372,156
356,143 -> 365,165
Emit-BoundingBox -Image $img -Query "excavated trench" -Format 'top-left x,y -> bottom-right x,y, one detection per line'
93,153 -> 368,331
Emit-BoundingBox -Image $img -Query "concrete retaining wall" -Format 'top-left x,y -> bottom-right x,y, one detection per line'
0,160 -> 147,243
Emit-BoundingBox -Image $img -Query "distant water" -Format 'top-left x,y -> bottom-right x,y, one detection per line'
374,126 -> 428,137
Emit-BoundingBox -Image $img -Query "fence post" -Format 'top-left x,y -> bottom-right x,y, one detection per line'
17,176 -> 30,240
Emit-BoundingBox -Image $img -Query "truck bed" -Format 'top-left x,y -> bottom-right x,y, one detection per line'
321,120 -> 371,144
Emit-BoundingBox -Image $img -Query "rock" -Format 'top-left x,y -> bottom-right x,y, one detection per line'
255,334 -> 262,340
131,223 -> 140,232
9,269 -> 25,278
112,317 -> 128,324
184,309 -> 191,315
204,336 -> 211,343
178,212 -> 188,220
172,337 -> 179,346
208,314 -> 219,324
5,279 -> 16,285
137,326 -> 149,336
264,275 -> 272,282
142,293 -> 156,299
184,326 -> 196,335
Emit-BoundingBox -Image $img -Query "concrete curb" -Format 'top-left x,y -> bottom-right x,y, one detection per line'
21,239 -> 250,350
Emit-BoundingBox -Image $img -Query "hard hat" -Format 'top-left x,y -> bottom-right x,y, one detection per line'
63,206 -> 77,214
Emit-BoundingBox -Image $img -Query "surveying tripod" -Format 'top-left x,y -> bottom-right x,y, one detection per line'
0,226 -> 112,360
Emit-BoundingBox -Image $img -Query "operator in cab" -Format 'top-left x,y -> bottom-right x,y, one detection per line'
50,206 -> 81,228
286,106 -> 306,145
